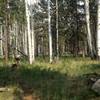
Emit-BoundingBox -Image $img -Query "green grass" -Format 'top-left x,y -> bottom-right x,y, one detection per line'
0,57 -> 100,100
0,90 -> 14,100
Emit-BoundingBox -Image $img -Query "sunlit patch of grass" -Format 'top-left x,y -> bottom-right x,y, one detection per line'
0,86 -> 20,100
20,57 -> 100,79
0,91 -> 14,100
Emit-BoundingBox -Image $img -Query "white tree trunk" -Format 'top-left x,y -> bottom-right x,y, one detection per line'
85,0 -> 93,57
0,25 -> 3,57
48,0 -> 53,63
56,0 -> 59,59
24,28 -> 28,55
15,21 -> 18,55
22,26 -> 25,53
25,0 -> 33,64
31,16 -> 35,62
97,0 -> 100,58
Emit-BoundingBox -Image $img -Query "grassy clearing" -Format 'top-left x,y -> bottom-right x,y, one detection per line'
0,57 -> 100,100
0,90 -> 14,100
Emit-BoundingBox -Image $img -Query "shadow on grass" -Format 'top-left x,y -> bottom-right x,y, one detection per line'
0,65 -> 99,100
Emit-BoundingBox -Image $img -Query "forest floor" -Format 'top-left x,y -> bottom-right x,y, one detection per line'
0,57 -> 100,100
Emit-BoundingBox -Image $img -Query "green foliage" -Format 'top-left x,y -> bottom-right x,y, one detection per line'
0,0 -> 25,25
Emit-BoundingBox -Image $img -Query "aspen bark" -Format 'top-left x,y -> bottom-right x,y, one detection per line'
0,26 -> 3,57
56,0 -> 59,59
25,0 -> 33,64
48,0 -> 53,63
85,0 -> 93,57
97,0 -> 100,58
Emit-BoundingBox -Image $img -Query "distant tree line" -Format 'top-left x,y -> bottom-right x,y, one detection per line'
0,0 -> 99,64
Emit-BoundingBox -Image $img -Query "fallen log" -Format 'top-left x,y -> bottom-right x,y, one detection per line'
0,87 -> 11,92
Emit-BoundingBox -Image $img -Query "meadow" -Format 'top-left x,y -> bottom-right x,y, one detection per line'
0,57 -> 100,100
